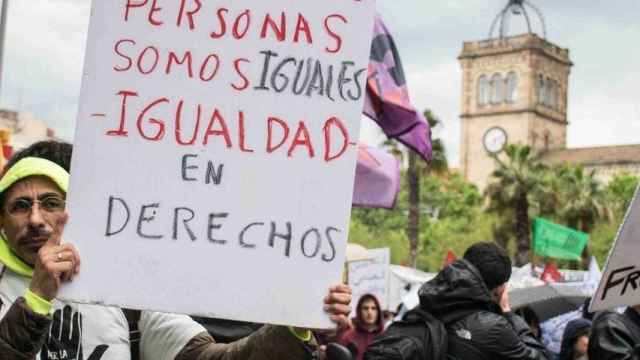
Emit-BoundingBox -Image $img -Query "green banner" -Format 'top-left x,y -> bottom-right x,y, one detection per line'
532,218 -> 589,261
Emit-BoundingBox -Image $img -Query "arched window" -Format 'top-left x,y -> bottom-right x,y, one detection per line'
549,79 -> 557,109
490,73 -> 504,104
505,72 -> 518,103
537,74 -> 546,105
477,75 -> 489,106
557,84 -> 564,110
544,76 -> 553,107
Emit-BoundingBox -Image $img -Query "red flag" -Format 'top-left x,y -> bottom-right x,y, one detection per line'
540,263 -> 563,283
2,145 -> 12,161
443,250 -> 457,267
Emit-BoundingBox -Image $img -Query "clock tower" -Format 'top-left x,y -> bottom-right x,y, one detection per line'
459,0 -> 572,190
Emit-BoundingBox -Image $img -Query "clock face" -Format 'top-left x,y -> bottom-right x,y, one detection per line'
483,127 -> 508,154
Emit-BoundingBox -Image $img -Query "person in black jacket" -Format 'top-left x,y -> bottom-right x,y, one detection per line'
588,306 -> 640,359
558,318 -> 590,360
419,242 -> 552,360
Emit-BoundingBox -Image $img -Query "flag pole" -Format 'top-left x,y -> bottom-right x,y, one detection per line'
0,0 -> 9,104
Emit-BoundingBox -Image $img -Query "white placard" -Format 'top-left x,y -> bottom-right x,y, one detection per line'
61,0 -> 376,329
591,185 -> 640,312
348,248 -> 390,310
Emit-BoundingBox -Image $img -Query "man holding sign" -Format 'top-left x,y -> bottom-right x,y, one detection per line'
0,141 -> 352,359
61,0 -> 375,332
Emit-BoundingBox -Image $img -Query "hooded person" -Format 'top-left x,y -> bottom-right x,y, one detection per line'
419,242 -> 552,360
0,140 -> 353,360
588,306 -> 640,360
558,318 -> 590,360
339,293 -> 384,360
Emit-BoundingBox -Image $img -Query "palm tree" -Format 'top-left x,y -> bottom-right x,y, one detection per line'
556,165 -> 604,232
403,110 -> 446,268
425,110 -> 448,174
381,139 -> 404,161
486,144 -> 546,266
555,165 -> 606,267
406,150 -> 421,268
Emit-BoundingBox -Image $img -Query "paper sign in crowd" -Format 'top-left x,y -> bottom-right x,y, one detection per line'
591,185 -> 640,312
348,248 -> 390,310
61,0 -> 376,329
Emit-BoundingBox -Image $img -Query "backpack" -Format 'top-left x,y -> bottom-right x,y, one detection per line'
364,307 -> 447,360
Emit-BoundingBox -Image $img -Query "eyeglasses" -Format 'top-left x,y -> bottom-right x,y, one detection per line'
5,196 -> 66,217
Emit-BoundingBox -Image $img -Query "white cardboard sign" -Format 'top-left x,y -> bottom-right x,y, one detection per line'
348,248 -> 390,310
591,185 -> 640,312
61,0 -> 376,329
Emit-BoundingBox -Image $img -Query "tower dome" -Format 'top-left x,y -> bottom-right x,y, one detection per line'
489,0 -> 547,39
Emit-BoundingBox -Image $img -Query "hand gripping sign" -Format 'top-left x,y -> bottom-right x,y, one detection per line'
61,0 -> 376,329
591,185 -> 640,312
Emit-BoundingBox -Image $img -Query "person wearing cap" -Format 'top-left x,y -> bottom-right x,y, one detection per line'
419,242 -> 552,360
0,140 -> 352,360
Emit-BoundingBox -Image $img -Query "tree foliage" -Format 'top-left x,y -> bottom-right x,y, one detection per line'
606,172 -> 640,216
554,165 -> 606,233
485,145 -> 547,266
350,112 -> 637,271
350,170 -> 483,271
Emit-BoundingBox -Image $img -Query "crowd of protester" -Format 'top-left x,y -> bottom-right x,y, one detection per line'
333,242 -> 640,360
0,140 -> 639,359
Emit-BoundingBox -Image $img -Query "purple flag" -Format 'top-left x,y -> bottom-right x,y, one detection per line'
364,15 -> 432,163
352,144 -> 401,209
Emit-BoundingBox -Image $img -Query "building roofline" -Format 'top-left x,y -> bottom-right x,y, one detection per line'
541,143 -> 640,167
459,33 -> 573,67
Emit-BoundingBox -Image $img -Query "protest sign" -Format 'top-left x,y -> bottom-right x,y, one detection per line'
61,1 -> 376,328
348,248 -> 390,310
591,185 -> 640,312
533,218 -> 589,261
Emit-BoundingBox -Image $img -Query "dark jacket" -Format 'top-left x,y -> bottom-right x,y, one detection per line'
419,259 -> 552,360
339,294 -> 384,360
588,307 -> 640,360
558,318 -> 591,360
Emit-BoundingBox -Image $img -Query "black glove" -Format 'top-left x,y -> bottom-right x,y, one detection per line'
41,305 -> 109,360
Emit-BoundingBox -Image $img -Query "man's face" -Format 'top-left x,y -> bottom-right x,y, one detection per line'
0,176 -> 66,265
574,335 -> 589,358
360,298 -> 379,326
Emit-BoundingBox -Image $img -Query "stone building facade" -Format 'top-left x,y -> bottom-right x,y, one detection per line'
459,34 -> 572,190
459,33 -> 640,190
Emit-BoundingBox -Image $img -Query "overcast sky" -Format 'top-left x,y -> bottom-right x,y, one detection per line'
2,1 -> 639,166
